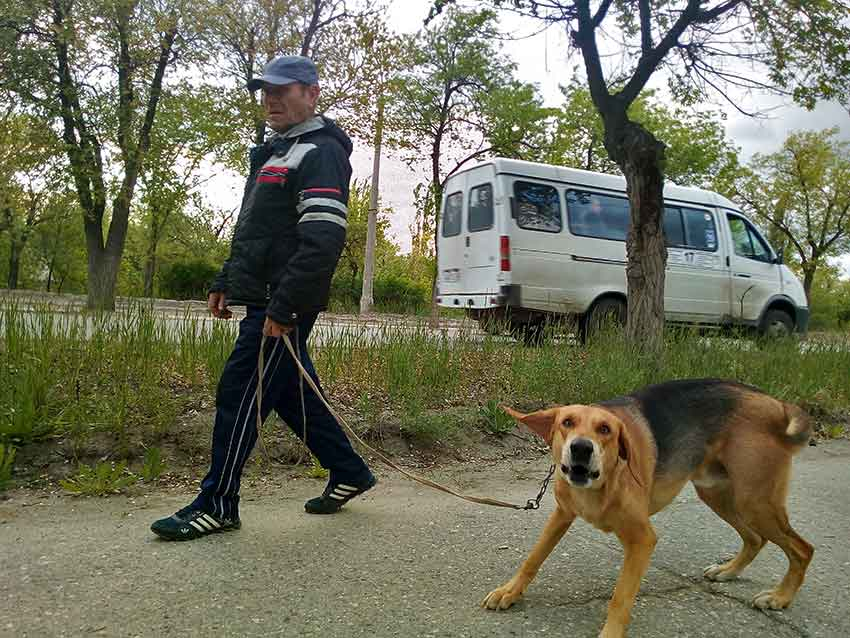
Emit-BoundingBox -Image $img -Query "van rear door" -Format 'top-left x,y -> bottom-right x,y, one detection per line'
464,180 -> 499,298
438,189 -> 466,298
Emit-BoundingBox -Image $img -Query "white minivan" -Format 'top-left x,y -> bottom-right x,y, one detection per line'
436,157 -> 809,341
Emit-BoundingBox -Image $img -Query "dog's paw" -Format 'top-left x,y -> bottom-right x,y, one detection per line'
481,584 -> 523,610
703,562 -> 739,582
752,589 -> 791,610
598,622 -> 626,638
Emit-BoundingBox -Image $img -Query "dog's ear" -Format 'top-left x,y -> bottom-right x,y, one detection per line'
617,423 -> 643,487
618,424 -> 630,462
501,406 -> 559,444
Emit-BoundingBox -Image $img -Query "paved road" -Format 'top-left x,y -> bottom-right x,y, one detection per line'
2,441 -> 848,638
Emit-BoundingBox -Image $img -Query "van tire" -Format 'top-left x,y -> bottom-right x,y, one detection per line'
509,318 -> 546,346
761,309 -> 794,338
582,298 -> 627,343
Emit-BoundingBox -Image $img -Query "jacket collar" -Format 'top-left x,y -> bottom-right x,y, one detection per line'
267,116 -> 325,142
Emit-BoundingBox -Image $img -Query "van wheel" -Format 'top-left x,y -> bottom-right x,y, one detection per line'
509,319 -> 546,346
581,298 -> 626,343
761,309 -> 794,338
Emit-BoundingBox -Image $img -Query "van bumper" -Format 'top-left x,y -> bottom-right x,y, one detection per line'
436,285 -> 521,310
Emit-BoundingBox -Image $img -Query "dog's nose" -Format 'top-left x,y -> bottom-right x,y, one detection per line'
570,438 -> 594,464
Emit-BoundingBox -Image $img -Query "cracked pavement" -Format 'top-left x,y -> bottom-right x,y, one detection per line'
2,440 -> 848,638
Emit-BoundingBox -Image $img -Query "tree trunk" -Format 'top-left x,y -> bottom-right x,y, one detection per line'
802,264 -> 815,305
143,249 -> 157,298
605,118 -> 668,353
360,97 -> 384,315
86,247 -> 122,311
7,238 -> 22,289
46,256 -> 55,292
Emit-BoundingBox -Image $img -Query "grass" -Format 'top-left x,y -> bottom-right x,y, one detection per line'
1,298 -> 849,490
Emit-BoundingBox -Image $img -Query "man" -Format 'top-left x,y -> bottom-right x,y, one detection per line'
151,55 -> 376,541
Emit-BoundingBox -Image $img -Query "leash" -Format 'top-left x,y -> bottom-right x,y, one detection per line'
253,332 -> 554,511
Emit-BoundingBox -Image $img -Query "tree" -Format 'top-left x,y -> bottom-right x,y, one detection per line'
429,0 -> 850,351
331,179 -> 396,304
389,7 -> 549,317
206,0 -> 374,144
0,111 -> 66,289
137,85 -> 245,297
542,83 -> 742,191
1,0 -> 203,310
737,128 -> 850,304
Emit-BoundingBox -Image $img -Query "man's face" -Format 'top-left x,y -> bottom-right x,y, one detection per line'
262,83 -> 319,131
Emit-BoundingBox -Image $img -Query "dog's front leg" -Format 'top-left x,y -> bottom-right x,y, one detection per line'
599,523 -> 657,638
482,507 -> 574,610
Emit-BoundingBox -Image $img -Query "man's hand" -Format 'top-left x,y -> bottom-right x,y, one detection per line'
263,316 -> 294,338
208,292 -> 232,319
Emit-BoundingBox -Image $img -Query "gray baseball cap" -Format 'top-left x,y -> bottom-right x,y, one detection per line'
247,55 -> 319,91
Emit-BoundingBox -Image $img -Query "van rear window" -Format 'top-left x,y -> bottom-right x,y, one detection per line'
566,190 -> 629,241
442,192 -> 462,237
514,182 -> 561,232
468,184 -> 493,232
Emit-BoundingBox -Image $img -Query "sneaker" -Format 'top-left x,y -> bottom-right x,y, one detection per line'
150,505 -> 240,541
304,474 -> 377,515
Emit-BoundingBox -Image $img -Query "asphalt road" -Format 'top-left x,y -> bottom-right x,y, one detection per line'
2,440 -> 848,638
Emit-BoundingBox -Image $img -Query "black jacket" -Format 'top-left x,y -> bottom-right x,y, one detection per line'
210,115 -> 352,324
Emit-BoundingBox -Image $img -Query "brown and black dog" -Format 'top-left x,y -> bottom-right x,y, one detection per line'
483,378 -> 814,638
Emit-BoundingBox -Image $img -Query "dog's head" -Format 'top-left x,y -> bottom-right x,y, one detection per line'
503,404 -> 633,490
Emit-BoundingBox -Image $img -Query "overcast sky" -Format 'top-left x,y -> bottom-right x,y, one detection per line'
344,1 -> 849,277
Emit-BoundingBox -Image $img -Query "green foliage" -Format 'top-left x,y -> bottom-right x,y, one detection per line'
389,6 -> 549,228
140,447 -> 166,482
399,409 -> 467,445
158,259 -> 220,301
480,400 -> 515,436
737,128 -> 850,303
60,461 -> 138,496
0,443 -> 16,490
540,83 -> 742,190
306,455 -> 329,479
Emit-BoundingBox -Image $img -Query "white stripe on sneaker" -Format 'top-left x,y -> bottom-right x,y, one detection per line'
189,521 -> 207,532
336,484 -> 358,491
200,514 -> 221,529
195,518 -> 213,531
329,492 -> 347,500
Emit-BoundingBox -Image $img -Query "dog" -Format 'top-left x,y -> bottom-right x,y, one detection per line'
482,378 -> 814,638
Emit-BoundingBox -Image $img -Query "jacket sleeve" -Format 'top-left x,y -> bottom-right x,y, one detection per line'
266,142 -> 350,325
208,259 -> 230,294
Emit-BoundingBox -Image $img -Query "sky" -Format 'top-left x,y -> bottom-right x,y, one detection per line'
343,0 -> 850,277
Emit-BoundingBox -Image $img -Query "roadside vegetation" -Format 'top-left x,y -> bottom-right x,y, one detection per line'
1,301 -> 847,495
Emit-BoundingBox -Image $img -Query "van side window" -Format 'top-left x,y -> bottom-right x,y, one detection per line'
682,207 -> 718,251
663,207 -> 686,246
514,181 -> 562,232
468,184 -> 493,232
728,215 -> 772,262
566,190 -> 628,241
664,206 -> 718,251
442,192 -> 462,238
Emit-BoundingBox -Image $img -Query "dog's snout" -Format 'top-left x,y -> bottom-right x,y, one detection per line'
570,438 -> 594,464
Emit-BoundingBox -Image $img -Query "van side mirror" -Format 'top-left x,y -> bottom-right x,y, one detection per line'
773,250 -> 784,265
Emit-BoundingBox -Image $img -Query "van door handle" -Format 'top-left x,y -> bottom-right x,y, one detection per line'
735,273 -> 751,278
465,237 -> 470,248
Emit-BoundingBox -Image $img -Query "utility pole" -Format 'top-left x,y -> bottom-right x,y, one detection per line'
360,95 -> 384,315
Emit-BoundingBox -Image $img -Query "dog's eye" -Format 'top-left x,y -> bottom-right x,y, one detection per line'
598,424 -> 611,435
562,418 -> 572,428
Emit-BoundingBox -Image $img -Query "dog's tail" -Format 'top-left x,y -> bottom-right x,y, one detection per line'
783,402 -> 813,447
